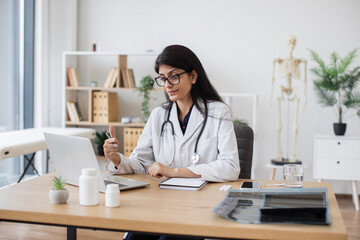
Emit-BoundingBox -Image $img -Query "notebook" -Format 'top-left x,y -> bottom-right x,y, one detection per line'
44,132 -> 149,193
159,177 -> 207,191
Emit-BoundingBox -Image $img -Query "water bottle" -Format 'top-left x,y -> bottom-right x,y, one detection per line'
79,168 -> 99,206
105,184 -> 120,207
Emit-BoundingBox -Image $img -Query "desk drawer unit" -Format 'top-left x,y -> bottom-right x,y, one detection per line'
314,136 -> 360,181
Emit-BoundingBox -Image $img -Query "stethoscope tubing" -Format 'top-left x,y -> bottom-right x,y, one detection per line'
160,101 -> 208,165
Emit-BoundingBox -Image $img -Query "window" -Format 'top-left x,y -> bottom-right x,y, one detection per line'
0,0 -> 34,187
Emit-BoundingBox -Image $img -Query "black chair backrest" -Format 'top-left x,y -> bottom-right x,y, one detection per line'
234,123 -> 254,179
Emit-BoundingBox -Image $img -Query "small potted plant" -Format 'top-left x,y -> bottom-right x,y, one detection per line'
95,130 -> 108,156
49,176 -> 69,204
137,75 -> 154,122
309,49 -> 360,135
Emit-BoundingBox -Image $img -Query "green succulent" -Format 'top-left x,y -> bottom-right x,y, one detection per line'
309,49 -> 360,123
52,176 -> 66,191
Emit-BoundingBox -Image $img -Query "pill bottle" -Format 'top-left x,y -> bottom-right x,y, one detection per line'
79,168 -> 99,206
105,184 -> 120,207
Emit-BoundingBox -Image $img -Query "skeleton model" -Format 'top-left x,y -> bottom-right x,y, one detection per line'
271,36 -> 307,162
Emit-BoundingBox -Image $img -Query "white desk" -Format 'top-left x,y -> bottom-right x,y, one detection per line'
0,127 -> 95,182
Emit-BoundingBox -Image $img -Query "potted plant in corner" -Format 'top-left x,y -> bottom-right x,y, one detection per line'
309,49 -> 360,135
49,176 -> 69,204
137,75 -> 154,122
95,130 -> 107,156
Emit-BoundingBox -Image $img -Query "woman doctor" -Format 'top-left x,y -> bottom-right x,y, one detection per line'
104,45 -> 240,182
104,45 -> 240,240
104,45 -> 240,183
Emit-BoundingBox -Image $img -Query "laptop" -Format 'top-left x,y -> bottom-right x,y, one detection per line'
44,132 -> 149,193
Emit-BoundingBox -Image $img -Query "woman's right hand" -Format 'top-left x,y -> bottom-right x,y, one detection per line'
104,125 -> 121,166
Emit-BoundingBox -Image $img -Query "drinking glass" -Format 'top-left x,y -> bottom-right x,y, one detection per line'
283,164 -> 303,187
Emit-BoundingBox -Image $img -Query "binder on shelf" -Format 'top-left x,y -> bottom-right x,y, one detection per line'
124,127 -> 143,157
92,92 -> 100,122
92,91 -> 118,123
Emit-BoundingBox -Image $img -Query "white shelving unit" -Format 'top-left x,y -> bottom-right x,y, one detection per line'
62,51 -> 160,155
62,51 -> 158,128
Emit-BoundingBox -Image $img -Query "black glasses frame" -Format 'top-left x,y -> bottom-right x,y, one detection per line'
154,71 -> 187,87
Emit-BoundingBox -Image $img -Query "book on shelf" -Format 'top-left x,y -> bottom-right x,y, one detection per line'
66,101 -> 77,121
74,102 -> 84,121
103,68 -> 116,88
126,69 -> 136,88
70,102 -> 80,122
159,178 -> 207,191
115,68 -> 120,88
66,101 -> 83,122
66,67 -> 79,87
120,68 -> 136,88
120,69 -> 128,88
110,68 -> 119,88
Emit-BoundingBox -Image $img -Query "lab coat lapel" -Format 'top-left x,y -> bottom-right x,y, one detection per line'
183,103 -> 204,143
169,102 -> 183,140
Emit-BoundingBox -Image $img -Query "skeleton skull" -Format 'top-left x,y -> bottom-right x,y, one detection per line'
287,36 -> 297,51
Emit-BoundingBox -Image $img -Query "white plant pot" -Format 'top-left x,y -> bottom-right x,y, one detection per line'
49,189 -> 69,204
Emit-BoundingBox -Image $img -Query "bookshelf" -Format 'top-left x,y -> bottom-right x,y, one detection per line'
62,51 -> 159,155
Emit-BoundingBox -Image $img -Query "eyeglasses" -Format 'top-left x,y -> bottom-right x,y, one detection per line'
154,71 -> 187,87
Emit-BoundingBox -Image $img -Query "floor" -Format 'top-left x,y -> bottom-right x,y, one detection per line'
0,195 -> 358,240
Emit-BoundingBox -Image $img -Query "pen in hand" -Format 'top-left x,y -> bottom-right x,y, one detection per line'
106,132 -> 118,147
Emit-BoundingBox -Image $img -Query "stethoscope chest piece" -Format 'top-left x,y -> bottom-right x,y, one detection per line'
192,153 -> 200,164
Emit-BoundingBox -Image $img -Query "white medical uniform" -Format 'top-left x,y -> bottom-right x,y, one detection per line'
105,101 -> 240,182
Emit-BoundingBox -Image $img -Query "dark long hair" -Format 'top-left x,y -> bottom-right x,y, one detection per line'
155,45 -> 223,116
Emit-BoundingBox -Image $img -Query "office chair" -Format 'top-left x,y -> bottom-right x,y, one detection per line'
234,123 -> 254,179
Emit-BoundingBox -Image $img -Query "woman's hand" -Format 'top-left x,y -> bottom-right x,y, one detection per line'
148,162 -> 174,178
148,162 -> 202,179
104,125 -> 121,166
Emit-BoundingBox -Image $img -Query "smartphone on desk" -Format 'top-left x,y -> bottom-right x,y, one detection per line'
240,181 -> 261,189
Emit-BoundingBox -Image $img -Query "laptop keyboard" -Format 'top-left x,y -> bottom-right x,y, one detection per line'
104,180 -> 127,188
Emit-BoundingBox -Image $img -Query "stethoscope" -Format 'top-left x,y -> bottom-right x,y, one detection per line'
160,102 -> 208,167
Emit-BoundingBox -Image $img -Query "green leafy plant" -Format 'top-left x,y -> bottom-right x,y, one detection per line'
137,75 -> 154,122
309,49 -> 360,123
95,130 -> 108,146
233,119 -> 249,126
52,176 -> 66,191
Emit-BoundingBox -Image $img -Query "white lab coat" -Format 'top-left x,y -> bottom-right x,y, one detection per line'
105,101 -> 240,182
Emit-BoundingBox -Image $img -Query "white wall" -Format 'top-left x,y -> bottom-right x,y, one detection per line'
47,0 -> 360,193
